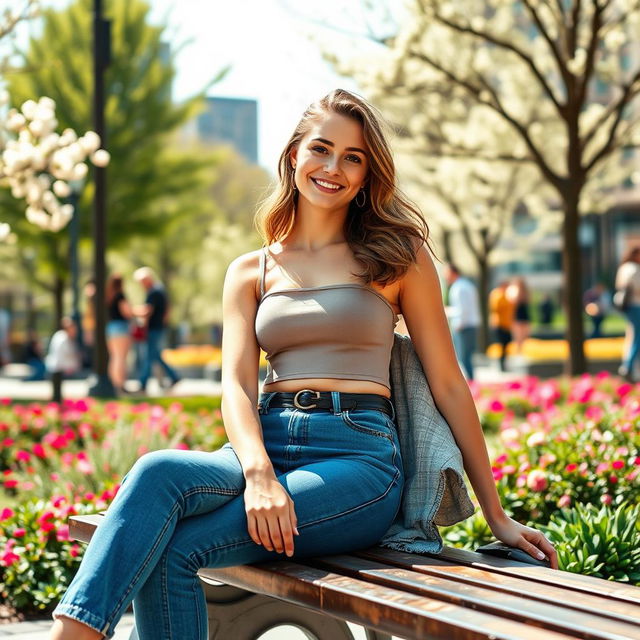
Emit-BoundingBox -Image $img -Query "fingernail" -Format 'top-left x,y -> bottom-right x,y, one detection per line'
537,551 -> 546,560
294,527 -> 299,535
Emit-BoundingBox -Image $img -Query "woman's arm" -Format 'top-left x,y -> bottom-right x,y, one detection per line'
118,297 -> 134,320
399,245 -> 557,568
221,252 -> 298,556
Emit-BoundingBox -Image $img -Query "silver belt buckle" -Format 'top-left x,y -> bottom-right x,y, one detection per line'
293,389 -> 321,409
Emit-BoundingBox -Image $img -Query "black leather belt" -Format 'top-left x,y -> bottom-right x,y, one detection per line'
260,390 -> 394,418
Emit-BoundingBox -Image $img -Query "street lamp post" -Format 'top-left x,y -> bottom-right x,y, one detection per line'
88,0 -> 114,397
68,188 -> 83,357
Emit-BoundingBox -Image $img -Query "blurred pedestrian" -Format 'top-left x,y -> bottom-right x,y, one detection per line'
615,247 -> 640,382
22,329 -> 46,381
506,276 -> 531,354
45,317 -> 81,403
443,263 -> 480,380
133,267 -> 180,393
106,274 -> 135,394
538,294 -> 554,327
489,281 -> 514,371
583,282 -> 610,339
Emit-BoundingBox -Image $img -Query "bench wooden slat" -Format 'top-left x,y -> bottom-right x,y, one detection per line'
309,554 -> 640,640
356,548 -> 640,625
358,547 -> 640,606
202,562 -> 583,640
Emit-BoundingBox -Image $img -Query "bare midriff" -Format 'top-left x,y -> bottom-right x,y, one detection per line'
262,377 -> 391,399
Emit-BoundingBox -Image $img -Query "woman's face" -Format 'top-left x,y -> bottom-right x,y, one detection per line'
290,111 -> 369,212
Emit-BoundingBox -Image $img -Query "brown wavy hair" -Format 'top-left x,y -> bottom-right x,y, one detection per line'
254,89 -> 433,285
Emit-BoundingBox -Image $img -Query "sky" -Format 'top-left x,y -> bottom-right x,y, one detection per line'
25,0 -> 389,171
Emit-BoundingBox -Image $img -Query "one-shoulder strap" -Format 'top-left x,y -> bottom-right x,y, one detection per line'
258,246 -> 268,299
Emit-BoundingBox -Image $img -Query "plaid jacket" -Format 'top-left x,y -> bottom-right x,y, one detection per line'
380,333 -> 476,553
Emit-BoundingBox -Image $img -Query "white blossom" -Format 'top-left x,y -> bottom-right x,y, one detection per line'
0,222 -> 10,242
0,91 -> 111,232
91,149 -> 110,167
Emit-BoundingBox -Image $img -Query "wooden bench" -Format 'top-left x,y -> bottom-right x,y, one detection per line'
70,513 -> 640,640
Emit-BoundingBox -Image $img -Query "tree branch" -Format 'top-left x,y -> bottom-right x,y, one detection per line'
583,73 -> 640,149
521,0 -> 569,86
408,48 -> 562,187
585,71 -> 640,172
431,11 -> 565,116
577,1 -> 605,108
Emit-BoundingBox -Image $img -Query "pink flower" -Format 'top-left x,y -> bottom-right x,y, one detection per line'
69,543 -> 81,558
596,462 -> 609,474
600,494 -> 613,505
56,524 -> 70,542
2,438 -> 15,447
502,465 -> 516,475
492,468 -> 504,481
15,450 -> 31,462
52,496 -> 66,508
0,508 -> 14,521
1,550 -> 20,566
565,463 -> 578,473
526,469 -> 548,492
612,460 -> 625,470
13,528 -> 25,538
489,400 -> 505,412
32,443 -> 46,459
558,495 -> 571,508
4,479 -> 17,489
494,453 -> 508,465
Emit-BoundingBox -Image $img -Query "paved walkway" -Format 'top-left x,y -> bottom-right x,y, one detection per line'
0,359 -> 519,402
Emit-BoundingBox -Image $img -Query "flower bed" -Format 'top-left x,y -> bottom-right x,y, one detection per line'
1,374 -> 639,615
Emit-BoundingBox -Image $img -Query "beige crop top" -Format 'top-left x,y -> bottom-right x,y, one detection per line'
254,248 -> 398,389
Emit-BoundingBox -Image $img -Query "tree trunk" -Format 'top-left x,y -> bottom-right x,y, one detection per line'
477,257 -> 490,351
562,194 -> 586,374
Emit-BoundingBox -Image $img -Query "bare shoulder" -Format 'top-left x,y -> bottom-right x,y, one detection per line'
225,249 -> 264,300
399,243 -> 439,292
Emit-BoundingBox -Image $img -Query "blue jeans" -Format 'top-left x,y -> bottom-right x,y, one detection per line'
453,326 -> 477,380
139,328 -> 178,389
624,305 -> 640,373
53,394 -> 404,639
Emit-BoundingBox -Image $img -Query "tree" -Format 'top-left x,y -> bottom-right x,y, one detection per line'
1,0 -> 221,325
109,144 -> 272,331
332,0 -> 640,374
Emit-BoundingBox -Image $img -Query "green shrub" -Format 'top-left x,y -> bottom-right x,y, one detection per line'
541,502 -> 640,584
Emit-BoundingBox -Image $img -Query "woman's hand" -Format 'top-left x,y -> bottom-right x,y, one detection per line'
488,513 -> 558,569
244,472 -> 299,557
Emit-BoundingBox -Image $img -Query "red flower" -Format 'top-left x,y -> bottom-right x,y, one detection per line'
611,460 -> 625,470
0,508 -> 14,521
13,528 -> 25,538
32,443 -> 47,459
15,450 -> 31,462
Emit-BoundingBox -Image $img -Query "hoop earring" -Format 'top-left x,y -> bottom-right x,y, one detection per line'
355,188 -> 366,208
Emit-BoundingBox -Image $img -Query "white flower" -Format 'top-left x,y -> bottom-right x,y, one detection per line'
52,180 -> 71,198
0,223 -> 11,242
91,149 -> 110,167
38,96 -> 56,111
21,100 -> 39,120
79,131 -> 101,153
72,162 -> 89,180
6,112 -> 26,132
0,90 -> 10,106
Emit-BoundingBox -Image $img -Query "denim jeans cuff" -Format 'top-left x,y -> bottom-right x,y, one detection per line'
53,603 -> 113,638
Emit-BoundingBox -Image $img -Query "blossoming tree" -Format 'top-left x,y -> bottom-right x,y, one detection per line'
336,0 -> 640,373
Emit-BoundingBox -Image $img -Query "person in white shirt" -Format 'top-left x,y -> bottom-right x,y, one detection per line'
45,317 -> 81,402
615,246 -> 640,382
444,263 -> 481,380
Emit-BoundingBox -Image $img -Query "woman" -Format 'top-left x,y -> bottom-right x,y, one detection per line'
50,90 -> 556,640
507,276 -> 531,354
105,274 -> 134,393
615,246 -> 640,382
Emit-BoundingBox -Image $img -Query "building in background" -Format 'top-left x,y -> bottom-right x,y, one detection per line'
184,96 -> 259,164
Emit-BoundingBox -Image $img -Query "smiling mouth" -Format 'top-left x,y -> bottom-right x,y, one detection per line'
311,177 -> 344,193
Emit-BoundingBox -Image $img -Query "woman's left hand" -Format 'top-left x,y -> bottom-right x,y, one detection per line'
489,513 -> 558,569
